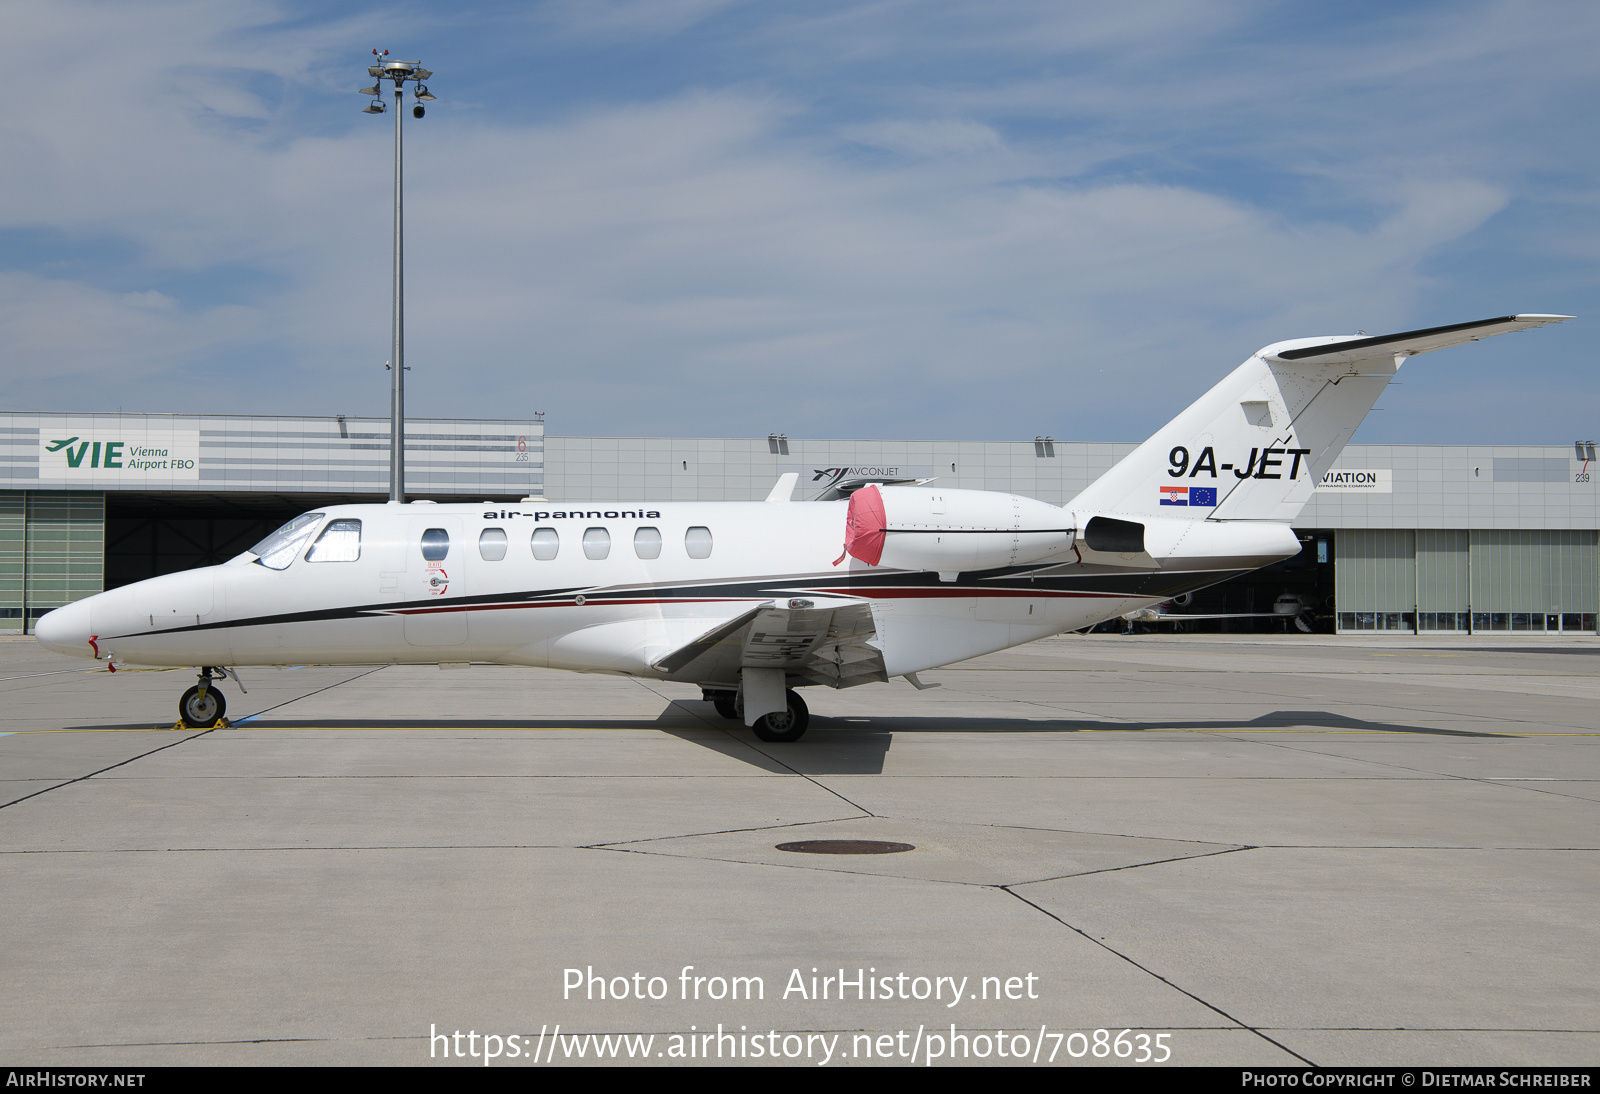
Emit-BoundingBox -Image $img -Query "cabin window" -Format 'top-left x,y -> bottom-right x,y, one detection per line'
633,526 -> 662,559
531,527 -> 559,560
420,528 -> 450,562
479,528 -> 508,561
250,512 -> 325,570
305,519 -> 362,563
685,526 -> 713,559
583,527 -> 611,560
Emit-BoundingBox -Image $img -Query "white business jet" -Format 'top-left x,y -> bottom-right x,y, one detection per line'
36,315 -> 1569,740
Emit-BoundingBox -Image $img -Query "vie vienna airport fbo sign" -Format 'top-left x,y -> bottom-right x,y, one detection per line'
39,428 -> 201,483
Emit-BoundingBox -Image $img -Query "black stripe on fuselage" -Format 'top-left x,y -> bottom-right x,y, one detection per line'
103,565 -> 1248,642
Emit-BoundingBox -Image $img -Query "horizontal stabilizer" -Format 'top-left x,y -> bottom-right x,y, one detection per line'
1267,314 -> 1571,366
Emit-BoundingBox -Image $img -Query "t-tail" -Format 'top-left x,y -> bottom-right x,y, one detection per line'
1068,315 -> 1571,524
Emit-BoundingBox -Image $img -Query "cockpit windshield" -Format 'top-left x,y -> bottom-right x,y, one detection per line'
249,512 -> 325,570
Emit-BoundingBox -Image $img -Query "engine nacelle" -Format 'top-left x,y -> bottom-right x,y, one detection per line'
849,486 -> 1076,572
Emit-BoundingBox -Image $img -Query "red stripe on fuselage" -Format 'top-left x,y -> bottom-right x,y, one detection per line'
387,587 -> 1125,616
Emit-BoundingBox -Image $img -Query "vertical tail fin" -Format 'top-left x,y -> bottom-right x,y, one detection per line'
1067,315 -> 1570,523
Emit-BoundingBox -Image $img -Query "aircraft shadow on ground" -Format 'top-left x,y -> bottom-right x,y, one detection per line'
662,726 -> 896,775
662,705 -> 1511,775
66,706 -> 1508,772
811,710 -> 1507,738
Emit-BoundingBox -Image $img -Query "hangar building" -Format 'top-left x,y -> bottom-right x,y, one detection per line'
0,411 -> 1593,635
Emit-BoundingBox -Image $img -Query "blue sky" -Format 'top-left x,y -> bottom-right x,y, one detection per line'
2,1 -> 1596,445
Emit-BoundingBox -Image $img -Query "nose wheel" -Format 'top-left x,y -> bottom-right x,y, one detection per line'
179,668 -> 228,728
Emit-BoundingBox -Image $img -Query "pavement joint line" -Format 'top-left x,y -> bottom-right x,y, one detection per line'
590,842 -> 1033,885
1211,732 -> 1600,805
664,689 -> 884,819
998,878 -> 1317,1067
953,821 -> 1237,847
0,728 -> 216,812
1,845 -> 610,853
730,738 -> 879,818
6,842 -> 1594,856
626,680 -> 881,818
1231,844 -> 1600,851
37,774 -> 1599,783
226,665 -> 393,726
0,667 -> 391,812
982,844 -> 1254,886
11,726 -> 1600,735
0,667 -> 105,683
590,815 -> 869,849
591,833 -> 1251,888
59,1037 -> 331,1048
1253,1026 -> 1600,1033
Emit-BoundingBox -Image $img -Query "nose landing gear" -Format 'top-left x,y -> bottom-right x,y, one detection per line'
178,667 -> 228,728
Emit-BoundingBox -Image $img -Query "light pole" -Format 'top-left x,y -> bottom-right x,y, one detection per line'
360,50 -> 437,504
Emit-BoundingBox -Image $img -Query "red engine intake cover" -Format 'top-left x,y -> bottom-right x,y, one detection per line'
841,484 -> 886,566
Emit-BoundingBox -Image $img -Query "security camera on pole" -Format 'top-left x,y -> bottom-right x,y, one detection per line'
360,50 -> 438,504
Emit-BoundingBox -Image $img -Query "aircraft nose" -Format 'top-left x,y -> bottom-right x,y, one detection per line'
35,598 -> 94,658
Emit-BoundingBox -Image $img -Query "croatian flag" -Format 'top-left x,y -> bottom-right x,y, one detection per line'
1160,486 -> 1188,505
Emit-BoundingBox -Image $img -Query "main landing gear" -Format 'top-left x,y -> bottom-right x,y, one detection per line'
704,689 -> 739,721
179,667 -> 228,729
751,689 -> 809,743
703,687 -> 810,742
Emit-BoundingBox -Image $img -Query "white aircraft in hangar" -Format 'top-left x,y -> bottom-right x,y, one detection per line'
37,314 -> 1569,740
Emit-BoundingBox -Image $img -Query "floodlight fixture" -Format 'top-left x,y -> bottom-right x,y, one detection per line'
359,51 -> 438,503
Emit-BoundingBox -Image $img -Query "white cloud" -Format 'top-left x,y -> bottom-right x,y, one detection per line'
0,0 -> 1589,443
842,119 -> 1005,159
0,272 -> 258,386
538,0 -> 750,40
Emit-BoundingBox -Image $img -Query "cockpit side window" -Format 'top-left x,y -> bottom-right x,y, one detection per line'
305,519 -> 362,563
250,512 -> 325,571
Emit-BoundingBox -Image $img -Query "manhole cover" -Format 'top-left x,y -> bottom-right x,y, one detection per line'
776,840 -> 915,855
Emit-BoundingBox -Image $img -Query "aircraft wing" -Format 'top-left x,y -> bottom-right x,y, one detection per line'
652,597 -> 886,690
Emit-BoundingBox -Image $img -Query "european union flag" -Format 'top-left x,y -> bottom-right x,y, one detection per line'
1190,487 -> 1217,506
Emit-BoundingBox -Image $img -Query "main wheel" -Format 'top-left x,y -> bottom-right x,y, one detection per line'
712,695 -> 738,720
179,684 -> 226,728
752,689 -> 809,743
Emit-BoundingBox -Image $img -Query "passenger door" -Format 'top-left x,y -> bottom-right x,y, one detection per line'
403,516 -> 467,647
